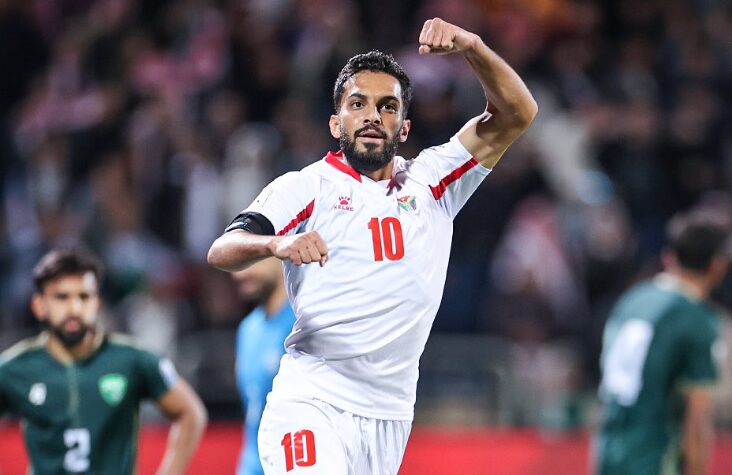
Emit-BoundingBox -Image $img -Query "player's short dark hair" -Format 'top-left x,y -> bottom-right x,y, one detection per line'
666,209 -> 730,272
333,50 -> 413,118
33,248 -> 104,293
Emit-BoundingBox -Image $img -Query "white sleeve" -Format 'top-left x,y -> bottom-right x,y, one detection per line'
243,172 -> 319,236
412,135 -> 491,219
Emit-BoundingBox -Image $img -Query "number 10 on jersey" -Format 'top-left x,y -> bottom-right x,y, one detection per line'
368,217 -> 404,261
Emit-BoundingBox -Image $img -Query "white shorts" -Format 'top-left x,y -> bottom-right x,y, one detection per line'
258,396 -> 412,475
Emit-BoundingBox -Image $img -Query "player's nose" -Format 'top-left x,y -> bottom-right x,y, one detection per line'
363,105 -> 381,124
68,296 -> 84,313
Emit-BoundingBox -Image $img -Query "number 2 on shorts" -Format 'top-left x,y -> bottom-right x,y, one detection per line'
281,430 -> 316,471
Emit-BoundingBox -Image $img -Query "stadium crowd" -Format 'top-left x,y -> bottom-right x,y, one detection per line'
1,0 -> 731,423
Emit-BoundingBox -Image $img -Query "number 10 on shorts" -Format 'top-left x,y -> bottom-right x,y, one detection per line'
281,430 -> 316,471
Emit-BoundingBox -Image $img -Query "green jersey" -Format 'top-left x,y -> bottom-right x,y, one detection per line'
596,277 -> 722,475
0,333 -> 176,475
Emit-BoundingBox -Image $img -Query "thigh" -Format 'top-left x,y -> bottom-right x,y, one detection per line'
359,418 -> 411,475
258,398 -> 351,475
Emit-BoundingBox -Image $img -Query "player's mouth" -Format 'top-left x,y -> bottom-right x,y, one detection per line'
356,128 -> 386,143
357,137 -> 384,145
63,318 -> 83,331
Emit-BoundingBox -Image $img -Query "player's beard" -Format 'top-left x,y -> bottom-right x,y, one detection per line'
340,124 -> 400,174
45,318 -> 94,348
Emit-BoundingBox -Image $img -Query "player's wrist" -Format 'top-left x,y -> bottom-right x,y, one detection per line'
266,236 -> 283,259
459,32 -> 482,54
471,33 -> 484,51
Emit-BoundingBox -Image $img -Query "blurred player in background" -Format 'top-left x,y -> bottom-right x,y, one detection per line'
232,257 -> 295,475
0,249 -> 208,475
596,209 -> 730,475
208,17 -> 537,475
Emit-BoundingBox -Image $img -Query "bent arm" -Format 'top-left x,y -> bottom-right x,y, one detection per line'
207,229 -> 278,272
208,229 -> 329,272
457,35 -> 538,168
419,18 -> 538,168
682,386 -> 715,475
154,379 -> 208,475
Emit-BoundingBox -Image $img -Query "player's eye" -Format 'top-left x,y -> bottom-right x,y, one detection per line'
351,101 -> 363,108
382,103 -> 397,112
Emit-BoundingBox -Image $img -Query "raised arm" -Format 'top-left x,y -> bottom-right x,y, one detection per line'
418,17 -> 538,168
154,379 -> 208,475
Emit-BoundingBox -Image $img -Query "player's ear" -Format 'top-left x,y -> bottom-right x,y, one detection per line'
30,293 -> 47,322
329,115 -> 341,139
399,118 -> 411,143
660,249 -> 678,272
709,255 -> 729,284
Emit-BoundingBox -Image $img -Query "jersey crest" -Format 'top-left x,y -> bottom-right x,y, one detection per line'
29,382 -> 47,405
98,373 -> 128,406
397,195 -> 417,212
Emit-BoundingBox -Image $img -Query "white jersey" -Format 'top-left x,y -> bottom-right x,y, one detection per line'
244,135 -> 490,420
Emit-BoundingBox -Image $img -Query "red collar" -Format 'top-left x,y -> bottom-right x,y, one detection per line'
324,151 -> 362,182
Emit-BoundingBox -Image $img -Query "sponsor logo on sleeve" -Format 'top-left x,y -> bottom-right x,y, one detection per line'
713,339 -> 727,368
254,188 -> 274,207
159,359 -> 178,388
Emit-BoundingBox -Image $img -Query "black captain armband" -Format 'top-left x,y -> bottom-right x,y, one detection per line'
225,212 -> 275,235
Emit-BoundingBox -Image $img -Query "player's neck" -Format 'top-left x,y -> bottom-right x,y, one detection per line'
360,162 -> 394,182
657,271 -> 709,301
264,285 -> 288,318
46,331 -> 100,364
342,156 -> 394,182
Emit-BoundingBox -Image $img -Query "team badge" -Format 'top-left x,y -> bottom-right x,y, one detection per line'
397,195 -> 417,212
334,195 -> 354,211
98,373 -> 128,406
29,383 -> 46,406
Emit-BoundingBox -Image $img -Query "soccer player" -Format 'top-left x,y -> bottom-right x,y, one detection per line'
233,258 -> 296,475
596,209 -> 730,475
0,249 -> 208,475
208,17 -> 537,474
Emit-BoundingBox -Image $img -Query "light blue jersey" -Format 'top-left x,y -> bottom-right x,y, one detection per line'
236,303 -> 296,475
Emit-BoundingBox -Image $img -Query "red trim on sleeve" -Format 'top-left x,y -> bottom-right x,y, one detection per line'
325,151 -> 362,182
276,200 -> 316,236
429,158 -> 479,200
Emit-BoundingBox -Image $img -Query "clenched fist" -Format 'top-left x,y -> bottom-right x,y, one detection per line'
418,17 -> 477,55
270,231 -> 329,266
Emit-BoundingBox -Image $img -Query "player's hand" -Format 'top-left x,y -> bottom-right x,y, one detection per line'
418,17 -> 477,55
270,231 -> 329,267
